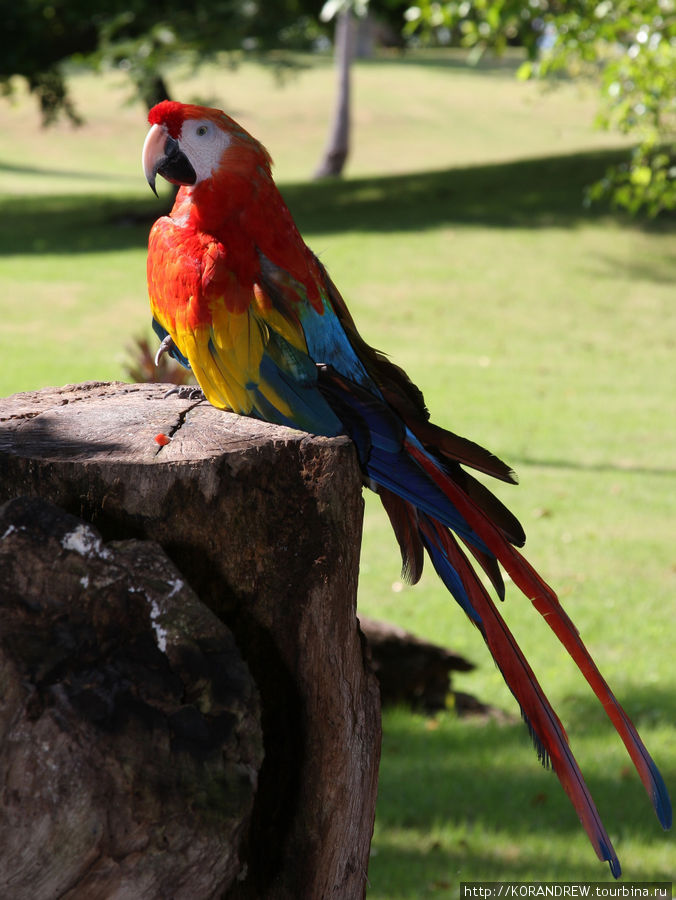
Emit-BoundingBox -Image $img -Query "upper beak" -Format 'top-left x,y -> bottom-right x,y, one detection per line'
142,124 -> 196,196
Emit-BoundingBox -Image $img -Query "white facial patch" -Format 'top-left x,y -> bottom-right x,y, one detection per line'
179,118 -> 231,183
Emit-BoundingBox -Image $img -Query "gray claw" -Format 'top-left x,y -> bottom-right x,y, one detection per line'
155,334 -> 176,368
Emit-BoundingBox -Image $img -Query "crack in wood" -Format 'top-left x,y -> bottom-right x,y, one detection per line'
154,398 -> 206,456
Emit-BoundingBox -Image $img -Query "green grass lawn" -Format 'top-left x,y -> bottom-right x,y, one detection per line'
1,52 -> 673,890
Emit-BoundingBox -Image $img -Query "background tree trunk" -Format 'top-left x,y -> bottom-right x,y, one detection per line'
0,381 -> 381,900
138,72 -> 171,111
314,8 -> 354,179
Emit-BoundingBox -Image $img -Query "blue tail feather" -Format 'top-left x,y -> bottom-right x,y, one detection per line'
418,516 -> 481,625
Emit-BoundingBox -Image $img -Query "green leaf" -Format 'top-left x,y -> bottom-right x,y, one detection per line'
516,60 -> 533,81
630,165 -> 652,186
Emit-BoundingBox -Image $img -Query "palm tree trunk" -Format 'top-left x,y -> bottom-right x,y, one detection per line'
314,8 -> 354,178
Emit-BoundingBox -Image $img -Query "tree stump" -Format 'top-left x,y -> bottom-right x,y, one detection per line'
0,382 -> 381,900
359,616 -> 475,713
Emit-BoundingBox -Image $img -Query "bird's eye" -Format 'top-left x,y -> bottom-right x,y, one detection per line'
196,125 -> 208,136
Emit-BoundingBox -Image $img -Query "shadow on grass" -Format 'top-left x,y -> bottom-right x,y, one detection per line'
356,50 -> 527,76
0,160 -> 129,182
377,707 -> 673,839
369,689 -> 674,889
509,454 -> 676,478
2,147 -> 673,259
585,250 -> 676,286
0,193 -> 159,257
285,148 -> 635,233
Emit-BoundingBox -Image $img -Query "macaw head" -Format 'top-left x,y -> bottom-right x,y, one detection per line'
142,100 -> 272,197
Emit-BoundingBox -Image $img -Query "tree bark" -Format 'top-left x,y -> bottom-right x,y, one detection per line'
0,381 -> 381,900
0,495 -> 262,900
138,72 -> 171,112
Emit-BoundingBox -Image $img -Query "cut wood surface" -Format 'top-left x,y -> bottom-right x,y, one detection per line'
0,382 -> 381,900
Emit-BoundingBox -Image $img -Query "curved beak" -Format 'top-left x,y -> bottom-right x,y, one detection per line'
142,124 -> 196,196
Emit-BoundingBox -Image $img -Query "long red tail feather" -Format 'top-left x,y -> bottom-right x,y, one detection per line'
419,516 -> 621,876
406,438 -> 671,831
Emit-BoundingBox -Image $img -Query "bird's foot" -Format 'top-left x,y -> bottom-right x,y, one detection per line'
163,385 -> 206,402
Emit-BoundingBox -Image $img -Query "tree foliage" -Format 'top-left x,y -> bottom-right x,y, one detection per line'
2,0 -> 102,123
2,0 -> 411,178
405,1 -> 676,215
1,0 -> 326,122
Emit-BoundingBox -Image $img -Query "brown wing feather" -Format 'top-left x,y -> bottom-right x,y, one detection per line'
378,488 -> 425,585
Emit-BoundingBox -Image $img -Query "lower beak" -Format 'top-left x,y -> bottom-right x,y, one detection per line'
142,124 -> 196,196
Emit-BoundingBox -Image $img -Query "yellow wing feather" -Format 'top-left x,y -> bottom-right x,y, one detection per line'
148,219 -> 311,417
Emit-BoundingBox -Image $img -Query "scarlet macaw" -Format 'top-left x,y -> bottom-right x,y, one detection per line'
142,100 -> 670,877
